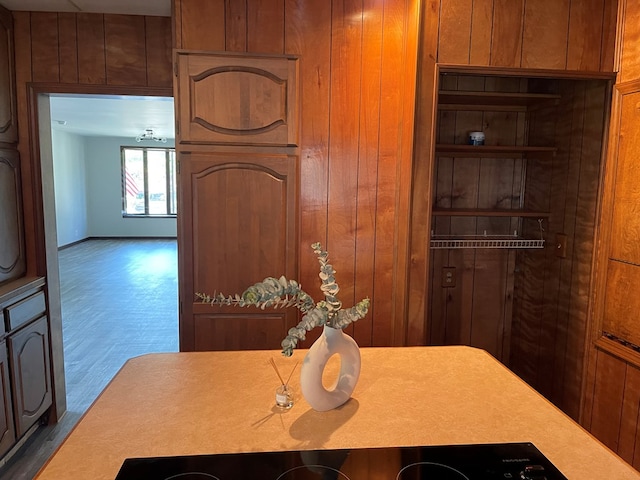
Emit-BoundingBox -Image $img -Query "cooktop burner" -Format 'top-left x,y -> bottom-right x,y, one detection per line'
115,442 -> 567,479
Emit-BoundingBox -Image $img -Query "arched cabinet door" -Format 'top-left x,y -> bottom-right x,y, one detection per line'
176,51 -> 299,147
0,6 -> 17,144
8,316 -> 52,437
0,148 -> 26,285
179,151 -> 298,352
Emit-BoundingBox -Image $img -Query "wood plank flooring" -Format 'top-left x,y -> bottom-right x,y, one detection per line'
0,238 -> 178,480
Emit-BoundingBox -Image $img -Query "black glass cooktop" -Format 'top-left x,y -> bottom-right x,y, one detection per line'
115,442 -> 567,479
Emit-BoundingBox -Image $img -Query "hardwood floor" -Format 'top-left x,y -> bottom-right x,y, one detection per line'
0,238 -> 179,480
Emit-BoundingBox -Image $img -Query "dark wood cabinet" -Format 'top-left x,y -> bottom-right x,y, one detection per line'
0,340 -> 15,458
7,315 -> 52,437
0,279 -> 52,449
0,148 -> 26,285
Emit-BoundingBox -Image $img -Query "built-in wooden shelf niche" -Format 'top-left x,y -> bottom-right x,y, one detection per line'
427,66 -> 613,417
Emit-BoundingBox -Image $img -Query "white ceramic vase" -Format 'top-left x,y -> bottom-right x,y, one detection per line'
300,324 -> 361,411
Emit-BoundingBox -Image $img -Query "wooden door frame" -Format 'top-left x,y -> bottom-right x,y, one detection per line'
26,83 -> 172,422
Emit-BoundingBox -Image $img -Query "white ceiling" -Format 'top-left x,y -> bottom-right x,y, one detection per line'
49,94 -> 175,140
0,0 -> 170,16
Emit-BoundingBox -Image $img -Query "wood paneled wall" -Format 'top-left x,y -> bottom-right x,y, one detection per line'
510,79 -> 609,420
11,10 -> 172,421
173,0 -> 422,348
582,0 -> 640,468
437,0 -> 617,71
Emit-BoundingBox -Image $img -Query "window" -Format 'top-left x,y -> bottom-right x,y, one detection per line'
122,147 -> 177,217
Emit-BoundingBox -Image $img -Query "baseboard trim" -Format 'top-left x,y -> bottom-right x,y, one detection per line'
58,236 -> 177,251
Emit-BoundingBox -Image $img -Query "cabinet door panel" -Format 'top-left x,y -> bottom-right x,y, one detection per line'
177,52 -> 299,146
0,148 -> 26,284
8,316 -> 52,437
0,7 -> 16,143
180,152 -> 298,351
0,341 -> 15,457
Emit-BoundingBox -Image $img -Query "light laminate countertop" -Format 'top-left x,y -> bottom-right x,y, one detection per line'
35,346 -> 640,479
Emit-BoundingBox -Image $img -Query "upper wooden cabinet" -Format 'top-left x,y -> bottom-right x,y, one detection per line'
0,148 -> 25,285
0,7 -> 17,144
175,51 -> 299,146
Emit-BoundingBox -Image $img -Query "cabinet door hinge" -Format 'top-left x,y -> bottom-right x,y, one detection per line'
173,61 -> 178,77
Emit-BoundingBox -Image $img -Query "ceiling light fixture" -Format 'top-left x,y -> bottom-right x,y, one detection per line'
136,128 -> 167,143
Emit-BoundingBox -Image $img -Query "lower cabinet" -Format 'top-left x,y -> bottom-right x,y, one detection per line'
0,340 -> 15,458
0,278 -> 52,456
7,316 -> 51,437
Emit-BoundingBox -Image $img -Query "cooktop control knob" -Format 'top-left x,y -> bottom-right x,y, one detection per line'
520,464 -> 547,480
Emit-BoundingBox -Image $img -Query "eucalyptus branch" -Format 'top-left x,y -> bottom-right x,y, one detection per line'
197,243 -> 371,356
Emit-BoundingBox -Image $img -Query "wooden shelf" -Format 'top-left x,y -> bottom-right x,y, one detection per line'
438,90 -> 561,111
432,208 -> 549,218
435,144 -> 557,157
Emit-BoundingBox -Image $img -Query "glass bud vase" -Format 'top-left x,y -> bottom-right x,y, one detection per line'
300,324 -> 361,411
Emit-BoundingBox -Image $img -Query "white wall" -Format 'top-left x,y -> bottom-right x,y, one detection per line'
53,132 -> 177,247
85,136 -> 177,238
52,130 -> 88,247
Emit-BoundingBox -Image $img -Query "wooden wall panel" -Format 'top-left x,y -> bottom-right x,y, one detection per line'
104,15 -> 147,86
225,0 -> 246,52
178,0 -> 225,51
521,0 -> 570,69
326,0 -> 363,329
588,349 -> 627,452
566,0 -> 606,71
351,0 -> 383,346
77,13 -> 106,84
618,364 -> 640,464
583,348 -> 640,471
437,0 -> 472,64
509,77 -> 607,419
284,0 -> 331,347
489,0 -> 523,67
619,0 -> 640,82
437,0 -> 618,72
15,11 -> 170,90
247,0 -> 284,54
601,0 -> 618,72
559,81 -> 607,420
145,16 -> 172,88
57,13 -> 78,84
469,0 -> 492,65
30,13 -> 59,82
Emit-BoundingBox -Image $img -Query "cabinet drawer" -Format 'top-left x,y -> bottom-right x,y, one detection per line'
4,291 -> 46,331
